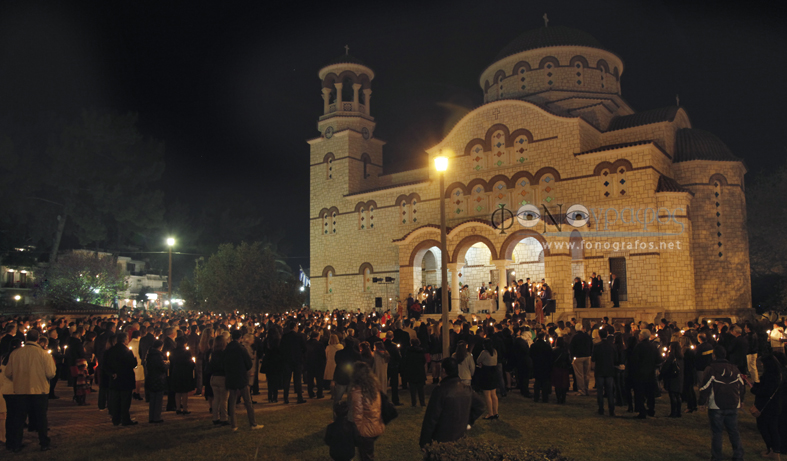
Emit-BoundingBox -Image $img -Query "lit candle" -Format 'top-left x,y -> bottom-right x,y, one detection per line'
47,349 -> 52,354
167,352 -> 170,358
192,357 -> 196,363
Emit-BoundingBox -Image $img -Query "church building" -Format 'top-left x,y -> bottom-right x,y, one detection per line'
308,25 -> 751,323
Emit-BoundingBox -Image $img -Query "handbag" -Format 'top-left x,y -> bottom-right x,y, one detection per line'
380,391 -> 398,424
750,375 -> 782,418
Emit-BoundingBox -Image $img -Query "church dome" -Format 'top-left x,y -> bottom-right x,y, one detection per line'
494,26 -> 605,62
674,128 -> 740,163
324,53 -> 370,68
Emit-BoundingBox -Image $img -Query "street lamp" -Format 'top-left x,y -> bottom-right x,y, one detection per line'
434,155 -> 450,356
167,237 -> 175,308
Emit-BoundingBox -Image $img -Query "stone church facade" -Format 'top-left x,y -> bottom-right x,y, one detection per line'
308,26 -> 751,323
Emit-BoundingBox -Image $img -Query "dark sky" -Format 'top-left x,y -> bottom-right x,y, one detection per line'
0,0 -> 785,269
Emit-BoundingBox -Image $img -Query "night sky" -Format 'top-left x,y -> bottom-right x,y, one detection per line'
1,0 -> 785,270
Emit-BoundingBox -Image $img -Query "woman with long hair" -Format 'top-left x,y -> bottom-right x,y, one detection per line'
477,338 -> 499,419
324,334 -> 344,392
453,340 -> 475,386
262,327 -> 283,403
662,341 -> 684,417
196,327 -> 213,397
612,332 -> 627,408
349,362 -> 385,461
359,341 -> 374,368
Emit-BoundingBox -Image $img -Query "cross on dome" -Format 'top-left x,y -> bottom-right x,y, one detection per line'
345,44 -> 349,55
543,13 -> 549,27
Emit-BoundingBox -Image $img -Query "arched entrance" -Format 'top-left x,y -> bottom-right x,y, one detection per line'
452,236 -> 499,313
507,237 -> 546,286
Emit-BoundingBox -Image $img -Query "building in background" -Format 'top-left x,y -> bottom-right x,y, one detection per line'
309,25 -> 751,323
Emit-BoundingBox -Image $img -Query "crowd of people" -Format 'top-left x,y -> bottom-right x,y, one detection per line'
0,306 -> 784,460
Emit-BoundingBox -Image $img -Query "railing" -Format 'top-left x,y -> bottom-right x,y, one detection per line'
326,103 -> 366,114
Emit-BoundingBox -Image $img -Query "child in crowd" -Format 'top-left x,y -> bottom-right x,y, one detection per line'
324,401 -> 355,461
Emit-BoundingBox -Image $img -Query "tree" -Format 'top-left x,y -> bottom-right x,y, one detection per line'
189,242 -> 302,313
0,110 -> 166,262
747,162 -> 787,312
37,251 -> 126,306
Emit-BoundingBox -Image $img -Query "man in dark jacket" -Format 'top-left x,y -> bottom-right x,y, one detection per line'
103,333 -> 138,426
305,331 -> 326,399
629,329 -> 661,419
569,324 -> 592,396
138,327 -> 155,398
333,337 -> 361,404
144,340 -> 168,423
419,358 -> 485,448
696,333 -> 714,384
513,328 -> 531,397
530,332 -> 553,402
699,346 -> 745,461
592,329 -> 616,416
384,332 -> 402,405
162,327 -> 178,411
224,330 -> 261,431
94,321 -> 116,411
726,326 -> 749,377
281,322 -> 307,404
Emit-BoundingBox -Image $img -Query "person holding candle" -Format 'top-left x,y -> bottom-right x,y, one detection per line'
144,340 -> 168,423
630,329 -> 661,419
170,336 -> 195,415
224,330 -> 261,431
103,332 -> 138,426
207,334 -> 229,425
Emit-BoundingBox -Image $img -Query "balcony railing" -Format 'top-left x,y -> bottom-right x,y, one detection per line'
327,103 -> 366,114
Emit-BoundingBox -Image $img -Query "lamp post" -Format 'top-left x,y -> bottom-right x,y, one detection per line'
167,237 -> 175,308
434,155 -> 450,356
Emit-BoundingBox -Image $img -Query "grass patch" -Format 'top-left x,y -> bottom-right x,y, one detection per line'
12,388 -> 765,461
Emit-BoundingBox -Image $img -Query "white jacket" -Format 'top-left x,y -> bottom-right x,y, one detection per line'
4,342 -> 57,395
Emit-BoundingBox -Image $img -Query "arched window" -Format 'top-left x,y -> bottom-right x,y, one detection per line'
714,179 -> 724,258
331,210 -> 338,234
341,77 -> 354,106
326,270 -> 334,294
411,198 -> 418,223
493,181 -> 508,210
363,267 -> 371,292
322,211 -> 330,235
600,168 -> 612,199
616,167 -> 628,197
541,174 -> 555,204
452,187 -> 465,216
325,153 -> 335,180
361,153 -> 371,179
514,134 -> 529,164
368,204 -> 375,229
515,178 -> 531,207
471,185 -> 486,216
401,200 -> 409,224
359,207 -> 366,230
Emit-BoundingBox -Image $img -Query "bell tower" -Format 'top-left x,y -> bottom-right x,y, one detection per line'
310,48 -> 384,202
